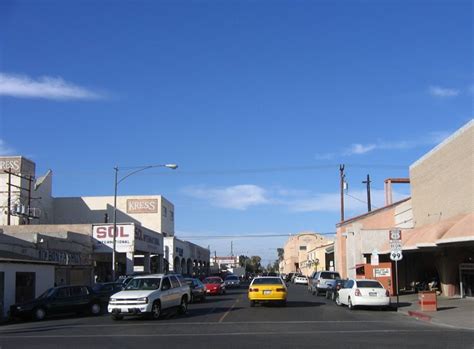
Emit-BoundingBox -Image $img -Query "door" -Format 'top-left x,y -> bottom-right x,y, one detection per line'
0,272 -> 4,319
160,277 -> 173,309
49,287 -> 71,314
339,280 -> 353,305
15,272 -> 36,304
69,286 -> 91,312
169,276 -> 182,306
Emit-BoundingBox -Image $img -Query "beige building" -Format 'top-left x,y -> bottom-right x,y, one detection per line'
280,232 -> 331,275
299,242 -> 335,277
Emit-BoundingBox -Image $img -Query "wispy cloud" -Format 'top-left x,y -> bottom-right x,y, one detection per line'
0,72 -> 105,100
429,85 -> 460,98
182,184 -> 270,210
0,139 -> 14,156
316,131 -> 451,158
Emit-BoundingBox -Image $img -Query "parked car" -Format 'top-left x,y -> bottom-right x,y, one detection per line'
10,285 -> 103,321
224,275 -> 241,289
336,279 -> 390,310
248,276 -> 287,307
203,277 -> 226,295
294,275 -> 308,285
92,282 -> 124,304
325,279 -> 347,301
108,273 -> 191,320
185,277 -> 207,303
309,271 -> 341,296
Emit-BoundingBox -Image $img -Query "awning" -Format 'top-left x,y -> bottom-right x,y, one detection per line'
437,212 -> 474,245
379,213 -> 472,254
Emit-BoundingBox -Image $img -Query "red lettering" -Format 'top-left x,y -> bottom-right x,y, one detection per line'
96,227 -> 107,239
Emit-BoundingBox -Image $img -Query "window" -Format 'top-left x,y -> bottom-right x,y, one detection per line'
356,281 -> 383,288
15,272 -> 36,303
161,278 -> 171,291
299,246 -> 307,251
343,280 -> 354,289
170,276 -> 180,288
57,287 -> 70,298
162,206 -> 167,217
320,272 -> 340,280
170,211 -> 174,221
252,278 -> 283,285
71,286 -> 88,296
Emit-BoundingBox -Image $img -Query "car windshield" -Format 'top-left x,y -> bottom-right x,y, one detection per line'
357,281 -> 383,288
204,278 -> 221,284
252,278 -> 283,285
38,288 -> 56,299
125,278 -> 161,290
226,276 -> 238,280
321,272 -> 340,279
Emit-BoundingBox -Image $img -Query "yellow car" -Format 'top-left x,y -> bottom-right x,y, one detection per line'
248,276 -> 287,307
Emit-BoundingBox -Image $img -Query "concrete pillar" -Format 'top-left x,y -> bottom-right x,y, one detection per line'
126,252 -> 134,275
144,253 -> 151,273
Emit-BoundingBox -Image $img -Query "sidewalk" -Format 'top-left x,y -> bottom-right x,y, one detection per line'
393,293 -> 474,330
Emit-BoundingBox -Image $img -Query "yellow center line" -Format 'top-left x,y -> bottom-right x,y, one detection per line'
218,294 -> 242,323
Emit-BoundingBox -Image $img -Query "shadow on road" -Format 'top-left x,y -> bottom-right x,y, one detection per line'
286,301 -> 325,308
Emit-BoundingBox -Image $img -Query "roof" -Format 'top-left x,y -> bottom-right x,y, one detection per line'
337,197 -> 411,227
0,250 -> 57,265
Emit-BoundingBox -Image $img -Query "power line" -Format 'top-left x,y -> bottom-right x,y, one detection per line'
178,232 -> 336,240
344,192 -> 380,210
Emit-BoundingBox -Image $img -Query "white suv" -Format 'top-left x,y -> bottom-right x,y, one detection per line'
108,274 -> 191,320
309,271 -> 341,296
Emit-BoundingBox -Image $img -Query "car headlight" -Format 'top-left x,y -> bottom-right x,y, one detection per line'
16,306 -> 22,310
136,297 -> 149,304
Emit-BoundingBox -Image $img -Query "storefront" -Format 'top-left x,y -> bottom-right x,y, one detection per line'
164,237 -> 210,277
92,223 -> 164,281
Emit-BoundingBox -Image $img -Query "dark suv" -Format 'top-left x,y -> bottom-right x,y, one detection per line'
10,285 -> 103,321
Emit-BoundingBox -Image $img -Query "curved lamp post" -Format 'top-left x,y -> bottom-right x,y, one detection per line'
112,163 -> 178,281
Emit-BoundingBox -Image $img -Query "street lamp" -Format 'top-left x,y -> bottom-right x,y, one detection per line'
111,163 -> 178,281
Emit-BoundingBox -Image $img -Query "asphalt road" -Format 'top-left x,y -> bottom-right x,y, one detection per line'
1,284 -> 473,349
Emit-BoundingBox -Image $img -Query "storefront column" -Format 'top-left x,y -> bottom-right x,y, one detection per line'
144,253 -> 151,273
126,252 -> 134,275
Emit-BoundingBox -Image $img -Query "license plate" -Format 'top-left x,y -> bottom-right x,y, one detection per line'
369,292 -> 377,296
263,290 -> 272,295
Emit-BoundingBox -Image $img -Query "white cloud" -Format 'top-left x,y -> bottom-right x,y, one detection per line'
0,72 -> 105,100
429,86 -> 460,98
0,139 -> 14,156
345,143 -> 377,155
182,184 -> 270,210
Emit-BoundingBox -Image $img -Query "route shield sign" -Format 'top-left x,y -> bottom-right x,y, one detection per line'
390,250 -> 403,261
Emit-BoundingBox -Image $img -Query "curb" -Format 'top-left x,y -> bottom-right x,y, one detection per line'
407,310 -> 432,322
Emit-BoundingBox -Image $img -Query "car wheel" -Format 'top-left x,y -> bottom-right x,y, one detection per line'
150,301 -> 161,320
325,291 -> 330,299
33,307 -> 46,321
178,296 -> 188,315
335,294 -> 341,306
314,289 -> 319,296
332,292 -> 336,301
111,314 -> 123,321
250,300 -> 255,307
90,302 -> 101,315
348,297 -> 354,310
190,294 -> 194,303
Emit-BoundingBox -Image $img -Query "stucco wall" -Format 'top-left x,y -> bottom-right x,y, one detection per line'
0,263 -> 55,318
410,120 -> 474,227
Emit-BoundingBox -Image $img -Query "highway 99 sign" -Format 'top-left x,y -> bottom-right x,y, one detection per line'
390,250 -> 403,261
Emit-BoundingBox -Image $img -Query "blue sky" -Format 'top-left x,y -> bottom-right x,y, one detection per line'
0,0 -> 472,265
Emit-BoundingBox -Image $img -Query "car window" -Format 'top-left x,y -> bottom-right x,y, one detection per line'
70,286 -> 88,296
225,276 -> 238,280
170,276 -> 181,288
343,280 -> 354,289
320,272 -> 340,279
57,287 -> 70,298
176,274 -> 186,285
125,278 -> 161,290
251,278 -> 283,285
161,277 -> 171,291
356,281 -> 383,288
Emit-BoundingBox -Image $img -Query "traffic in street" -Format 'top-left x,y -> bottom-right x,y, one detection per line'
1,281 -> 472,349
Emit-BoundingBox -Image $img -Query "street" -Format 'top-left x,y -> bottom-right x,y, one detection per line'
0,284 -> 472,349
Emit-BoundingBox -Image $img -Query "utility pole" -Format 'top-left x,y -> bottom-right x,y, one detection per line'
362,174 -> 372,212
339,164 -> 345,222
7,171 -> 11,226
231,241 -> 233,256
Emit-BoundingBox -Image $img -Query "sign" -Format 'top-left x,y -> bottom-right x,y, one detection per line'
389,229 -> 402,241
373,268 -> 391,277
390,242 -> 402,250
0,156 -> 36,175
92,224 -> 134,253
134,227 -> 162,254
126,199 -> 158,214
371,249 -> 379,266
390,250 -> 403,261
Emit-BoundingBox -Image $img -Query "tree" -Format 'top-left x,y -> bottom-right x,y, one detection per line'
277,248 -> 284,261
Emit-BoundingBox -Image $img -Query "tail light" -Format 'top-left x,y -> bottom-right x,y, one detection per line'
276,288 -> 286,292
354,289 -> 361,296
249,288 -> 259,292
386,290 -> 390,297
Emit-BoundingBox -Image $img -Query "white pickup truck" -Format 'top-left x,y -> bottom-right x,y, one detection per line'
108,273 -> 191,320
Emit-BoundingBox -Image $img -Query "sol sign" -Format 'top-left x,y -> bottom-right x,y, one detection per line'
93,224 -> 134,253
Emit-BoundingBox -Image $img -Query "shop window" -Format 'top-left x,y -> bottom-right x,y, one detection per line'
15,272 -> 36,303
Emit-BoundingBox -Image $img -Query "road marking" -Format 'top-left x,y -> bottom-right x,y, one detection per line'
218,299 -> 238,323
0,329 -> 462,339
